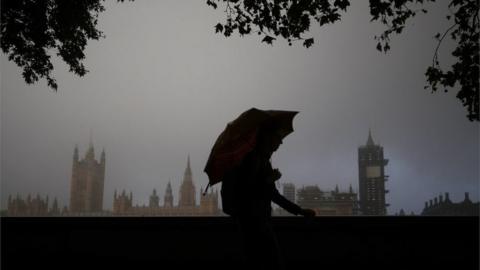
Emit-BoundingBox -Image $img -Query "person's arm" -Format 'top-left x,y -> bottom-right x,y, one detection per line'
268,168 -> 315,217
272,187 -> 316,217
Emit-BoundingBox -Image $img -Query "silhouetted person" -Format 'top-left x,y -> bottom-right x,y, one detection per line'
221,123 -> 316,270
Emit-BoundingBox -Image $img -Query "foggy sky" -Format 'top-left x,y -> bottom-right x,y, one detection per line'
1,1 -> 478,215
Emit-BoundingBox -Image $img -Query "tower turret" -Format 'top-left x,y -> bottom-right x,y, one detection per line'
366,128 -> 375,146
85,144 -> 95,160
186,155 -> 192,178
85,131 -> 95,160
358,129 -> 389,215
164,181 -> 174,208
51,197 -> 59,215
149,189 -> 159,208
444,192 -> 451,203
73,145 -> 79,162
70,139 -> 105,213
101,148 -> 106,165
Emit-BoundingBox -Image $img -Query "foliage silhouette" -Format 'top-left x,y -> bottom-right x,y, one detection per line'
208,0 -> 479,121
1,0 -> 478,121
1,0 -> 108,90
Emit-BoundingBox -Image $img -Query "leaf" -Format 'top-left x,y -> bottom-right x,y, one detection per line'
303,38 -> 314,48
261,35 -> 275,45
334,0 -> 350,11
206,0 -> 217,9
384,43 -> 390,52
215,23 -> 223,33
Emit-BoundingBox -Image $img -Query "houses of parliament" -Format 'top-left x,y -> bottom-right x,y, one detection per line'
5,139 -> 219,216
112,156 -> 220,216
4,132 -> 478,216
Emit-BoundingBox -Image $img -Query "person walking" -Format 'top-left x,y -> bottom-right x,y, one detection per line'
204,108 -> 315,270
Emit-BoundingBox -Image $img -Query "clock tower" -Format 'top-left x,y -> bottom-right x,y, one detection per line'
358,130 -> 389,215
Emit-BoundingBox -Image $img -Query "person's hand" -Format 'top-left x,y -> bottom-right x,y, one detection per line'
300,208 -> 316,218
271,168 -> 282,181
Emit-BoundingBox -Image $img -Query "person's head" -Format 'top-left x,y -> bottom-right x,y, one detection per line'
269,131 -> 283,152
256,122 -> 283,155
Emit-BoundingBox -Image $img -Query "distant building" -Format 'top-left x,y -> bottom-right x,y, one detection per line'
394,209 -> 416,216
199,189 -> 220,215
113,156 -> 220,216
6,194 -> 61,216
149,189 -> 160,208
358,130 -> 389,215
51,197 -> 60,215
421,192 -> 479,216
69,139 -> 105,213
296,184 -> 358,216
271,182 -> 297,216
113,190 -> 133,213
178,156 -> 196,207
283,183 -> 296,204
164,182 -> 174,208
297,185 -> 323,209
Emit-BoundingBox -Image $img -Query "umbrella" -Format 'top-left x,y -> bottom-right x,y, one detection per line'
203,108 -> 298,194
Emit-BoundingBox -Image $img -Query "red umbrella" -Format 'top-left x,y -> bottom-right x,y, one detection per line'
203,108 -> 298,194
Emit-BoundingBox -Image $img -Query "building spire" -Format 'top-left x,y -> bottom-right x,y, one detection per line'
366,128 -> 375,146
184,154 -> 192,179
89,128 -> 94,149
180,154 -> 195,207
164,180 -> 173,208
101,148 -> 106,164
86,129 -> 95,160
167,180 -> 172,192
73,144 -> 79,161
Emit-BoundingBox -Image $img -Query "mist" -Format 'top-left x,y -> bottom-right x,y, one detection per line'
1,1 -> 478,215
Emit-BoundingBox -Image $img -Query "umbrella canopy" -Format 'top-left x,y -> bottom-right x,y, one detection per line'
203,108 -> 298,190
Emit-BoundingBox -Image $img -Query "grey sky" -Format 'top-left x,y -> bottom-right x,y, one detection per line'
1,1 -> 478,215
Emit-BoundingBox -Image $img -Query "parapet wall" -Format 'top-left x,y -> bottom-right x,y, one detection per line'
2,217 -> 478,270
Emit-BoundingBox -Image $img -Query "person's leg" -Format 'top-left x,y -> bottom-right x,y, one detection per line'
236,216 -> 285,270
263,219 -> 285,270
234,217 -> 250,267
236,217 -> 262,268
